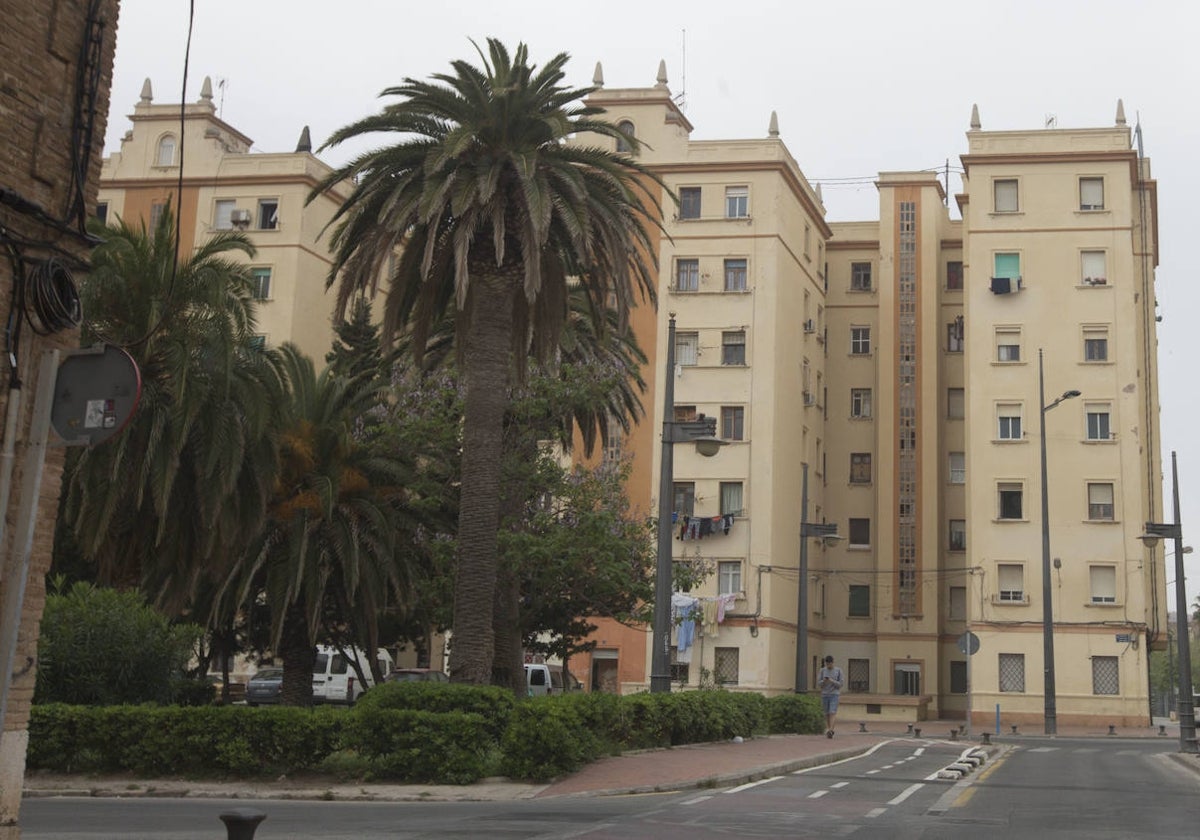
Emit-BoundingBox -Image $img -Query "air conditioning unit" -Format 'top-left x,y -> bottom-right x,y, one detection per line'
230,208 -> 252,227
803,319 -> 815,333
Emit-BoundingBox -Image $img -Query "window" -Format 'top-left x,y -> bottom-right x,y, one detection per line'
721,331 -> 746,365
999,653 -> 1025,692
850,326 -> 871,355
998,564 -> 1024,601
946,260 -> 964,290
149,201 -> 167,232
713,647 -> 740,685
1092,656 -> 1119,695
674,405 -> 698,422
995,328 -> 1021,362
848,585 -> 870,617
850,262 -> 872,291
725,186 -> 748,218
250,267 -> 272,300
214,199 -> 235,230
718,561 -> 742,596
675,258 -> 699,292
949,452 -> 966,484
998,483 -> 1024,520
850,453 -> 872,484
847,658 -> 870,693
155,134 -> 177,167
848,517 -> 870,547
724,258 -> 747,292
949,519 -> 966,551
949,586 -> 966,621
948,388 -> 965,420
1086,404 -> 1112,441
94,202 -> 108,224
947,318 -> 964,353
1081,250 -> 1107,286
1090,565 -> 1116,604
1087,482 -> 1115,521
673,482 -> 695,518
719,482 -> 743,516
992,253 -> 1021,293
257,199 -> 279,230
603,423 -> 622,465
616,120 -> 635,154
804,224 -> 811,258
1083,327 -> 1109,362
851,388 -> 873,419
997,403 -> 1022,441
950,661 -> 968,694
678,187 -> 701,220
721,406 -> 744,441
1080,177 -> 1105,211
994,179 -> 1018,212
675,331 -> 699,366
669,646 -> 689,683
894,663 -> 921,696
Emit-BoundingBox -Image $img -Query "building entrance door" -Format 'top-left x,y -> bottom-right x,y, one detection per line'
591,649 -> 619,693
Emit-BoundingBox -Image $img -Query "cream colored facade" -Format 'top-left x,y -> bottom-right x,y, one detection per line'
98,77 -> 349,362
585,70 -> 1166,727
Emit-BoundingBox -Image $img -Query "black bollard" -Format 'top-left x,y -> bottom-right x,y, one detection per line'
1107,724 -> 1117,736
858,722 -> 868,733
1011,724 -> 1018,734
1159,724 -> 1168,736
220,808 -> 267,840
950,728 -> 959,741
913,727 -> 921,738
981,732 -> 992,745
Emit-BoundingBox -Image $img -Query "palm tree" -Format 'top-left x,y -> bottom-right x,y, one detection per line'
312,39 -> 663,683
63,206 -> 282,610
222,344 -> 414,705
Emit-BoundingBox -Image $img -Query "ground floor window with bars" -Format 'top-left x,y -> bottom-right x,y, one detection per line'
847,658 -> 870,693
713,647 -> 739,686
669,646 -> 689,684
998,653 -> 1025,692
1092,656 -> 1119,695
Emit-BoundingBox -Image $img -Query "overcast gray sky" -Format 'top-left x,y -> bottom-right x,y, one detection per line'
104,0 -> 1200,607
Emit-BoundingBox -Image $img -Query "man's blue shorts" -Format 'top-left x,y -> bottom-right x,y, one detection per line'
822,694 -> 840,715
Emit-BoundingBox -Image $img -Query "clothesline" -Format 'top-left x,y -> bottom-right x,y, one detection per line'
671,592 -> 739,662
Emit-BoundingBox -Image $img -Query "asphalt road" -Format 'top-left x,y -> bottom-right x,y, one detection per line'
19,738 -> 1200,839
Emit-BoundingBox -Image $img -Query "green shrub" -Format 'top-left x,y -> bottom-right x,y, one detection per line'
499,696 -> 599,782
767,693 -> 825,734
354,681 -> 515,741
344,707 -> 493,784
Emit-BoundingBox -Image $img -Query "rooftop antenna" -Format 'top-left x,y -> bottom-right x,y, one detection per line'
217,78 -> 227,119
1045,113 -> 1057,129
673,28 -> 687,111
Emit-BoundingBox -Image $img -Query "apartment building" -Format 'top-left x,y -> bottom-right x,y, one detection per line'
581,68 -> 1165,727
97,76 -> 349,362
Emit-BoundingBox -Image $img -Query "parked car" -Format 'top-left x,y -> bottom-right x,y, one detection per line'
312,645 -> 395,704
386,668 -> 449,684
524,663 -> 581,696
245,668 -> 283,706
206,674 -> 246,705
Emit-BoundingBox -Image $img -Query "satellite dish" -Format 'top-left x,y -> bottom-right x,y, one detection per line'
50,344 -> 142,446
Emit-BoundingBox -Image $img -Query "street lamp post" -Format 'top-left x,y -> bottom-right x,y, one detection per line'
650,315 -> 726,694
1140,451 -> 1197,754
1039,348 -> 1081,736
795,462 -> 839,693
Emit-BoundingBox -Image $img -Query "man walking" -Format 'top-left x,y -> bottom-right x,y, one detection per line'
818,654 -> 844,738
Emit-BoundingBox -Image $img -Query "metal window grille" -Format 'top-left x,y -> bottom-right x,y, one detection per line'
669,646 -> 689,684
1092,656 -> 1119,695
848,658 -> 870,693
714,647 -> 740,685
998,653 -> 1025,692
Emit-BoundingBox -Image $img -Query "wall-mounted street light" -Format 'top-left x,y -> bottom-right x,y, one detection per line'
796,461 -> 841,693
1039,348 -> 1080,735
1139,450 -> 1197,754
650,315 -> 727,694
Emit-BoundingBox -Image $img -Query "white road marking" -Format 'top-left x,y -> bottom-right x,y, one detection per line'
725,775 -> 783,794
914,748 -> 925,756
1029,746 -> 1059,752
866,807 -> 887,818
680,795 -> 712,805
808,790 -> 828,799
792,739 -> 897,775
888,783 -> 925,805
881,764 -> 895,769
866,769 -> 881,775
831,782 -> 850,789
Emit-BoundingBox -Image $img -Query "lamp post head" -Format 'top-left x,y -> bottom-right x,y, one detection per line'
693,435 -> 726,457
1141,521 -> 1179,549
1063,390 -> 1082,399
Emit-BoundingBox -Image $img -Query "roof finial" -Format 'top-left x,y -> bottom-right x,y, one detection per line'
768,110 -> 779,137
970,103 -> 981,130
139,77 -> 153,104
593,61 -> 604,88
655,59 -> 668,89
296,125 -> 312,153
199,76 -> 214,102
1115,98 -> 1127,126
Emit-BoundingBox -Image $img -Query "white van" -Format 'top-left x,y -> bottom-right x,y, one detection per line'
312,645 -> 394,704
524,662 -> 581,696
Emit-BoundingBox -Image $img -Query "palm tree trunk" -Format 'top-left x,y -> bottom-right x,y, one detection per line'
449,275 -> 515,684
278,601 -> 315,706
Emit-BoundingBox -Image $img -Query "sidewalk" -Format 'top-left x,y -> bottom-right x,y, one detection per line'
22,719 -> 1193,804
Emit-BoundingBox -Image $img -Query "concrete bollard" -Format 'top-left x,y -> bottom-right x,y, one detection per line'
906,723 -> 914,734
981,732 -> 992,745
1159,724 -> 1168,736
1108,724 -> 1117,736
859,722 -> 868,733
220,808 -> 267,840
913,727 -> 921,738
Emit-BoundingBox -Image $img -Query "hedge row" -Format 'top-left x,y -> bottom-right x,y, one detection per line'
28,687 -> 825,785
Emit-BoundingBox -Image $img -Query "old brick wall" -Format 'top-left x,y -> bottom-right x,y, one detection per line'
0,0 -> 120,826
